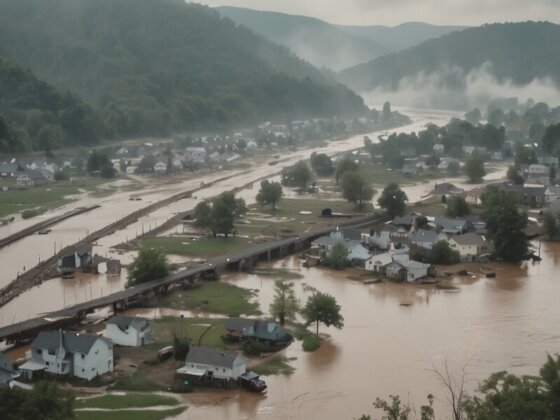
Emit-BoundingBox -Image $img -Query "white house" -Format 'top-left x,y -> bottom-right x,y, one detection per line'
126,165 -> 138,174
445,233 -> 493,261
154,161 -> 167,174
20,330 -> 113,381
545,186 -> 560,204
104,316 -> 152,347
365,252 -> 409,273
363,230 -> 392,250
400,260 -> 432,282
527,164 -> 550,185
0,352 -> 18,386
178,346 -> 246,381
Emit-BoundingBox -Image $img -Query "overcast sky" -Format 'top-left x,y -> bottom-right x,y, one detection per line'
198,0 -> 560,26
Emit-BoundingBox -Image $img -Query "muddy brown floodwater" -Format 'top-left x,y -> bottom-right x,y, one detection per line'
167,242 -> 560,420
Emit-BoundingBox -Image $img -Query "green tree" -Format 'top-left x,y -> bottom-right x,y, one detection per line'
543,212 -> 559,240
127,246 -> 169,286
464,154 -> 486,183
37,124 -> 64,156
507,166 -> 524,185
382,101 -> 392,120
269,280 -> 300,326
372,394 -> 435,420
378,183 -> 408,218
481,187 -> 528,262
340,171 -> 374,209
430,241 -> 460,265
0,381 -> 75,420
281,160 -> 312,190
514,146 -> 537,166
464,108 -> 481,125
447,161 -> 461,176
310,152 -> 334,176
541,123 -> 560,154
193,192 -> 246,237
256,180 -> 283,212
334,157 -> 359,184
324,242 -> 349,270
302,292 -> 344,335
446,196 -> 471,218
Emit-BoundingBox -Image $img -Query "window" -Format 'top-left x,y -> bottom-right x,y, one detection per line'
45,361 -> 50,366
82,368 -> 85,372
48,350 -> 55,356
81,354 -> 85,359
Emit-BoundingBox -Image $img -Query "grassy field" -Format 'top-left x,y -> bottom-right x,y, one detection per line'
0,177 -> 112,218
247,198 -> 374,237
75,393 -> 179,409
252,355 -> 295,376
359,163 -> 440,187
143,236 -> 251,258
156,282 -> 260,316
151,316 -> 230,348
76,407 -> 185,420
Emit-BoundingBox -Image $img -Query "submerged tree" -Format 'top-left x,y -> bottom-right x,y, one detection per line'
269,280 -> 300,326
324,242 -> 349,270
481,186 -> 528,262
464,154 -> 486,183
302,292 -> 344,335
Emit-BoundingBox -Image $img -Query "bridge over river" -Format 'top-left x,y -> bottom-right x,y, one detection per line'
0,213 -> 384,344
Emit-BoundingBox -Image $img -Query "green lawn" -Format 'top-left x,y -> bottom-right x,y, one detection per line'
156,281 -> 260,316
0,177 -> 112,218
76,407 -> 186,420
75,393 -> 179,409
143,236 -> 251,258
252,355 -> 295,376
359,163 -> 439,187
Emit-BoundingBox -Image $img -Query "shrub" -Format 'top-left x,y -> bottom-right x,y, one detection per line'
302,334 -> 321,352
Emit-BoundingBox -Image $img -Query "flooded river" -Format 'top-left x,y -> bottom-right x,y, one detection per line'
0,107 -> 457,316
174,243 -> 560,420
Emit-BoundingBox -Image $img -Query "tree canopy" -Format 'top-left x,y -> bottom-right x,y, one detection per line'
0,56 -> 101,153
302,292 -> 344,335
269,280 -> 300,326
334,157 -> 359,183
323,242 -> 349,270
281,161 -> 313,190
0,381 -> 75,420
446,196 -> 471,218
377,183 -> 407,218
256,180 -> 283,212
340,170 -> 374,208
481,186 -> 528,263
127,246 -> 170,287
0,0 -> 366,139
193,191 -> 247,237
310,152 -> 334,176
464,154 -> 486,183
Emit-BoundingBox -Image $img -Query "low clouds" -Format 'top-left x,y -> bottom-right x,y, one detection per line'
200,0 -> 560,25
362,63 -> 560,111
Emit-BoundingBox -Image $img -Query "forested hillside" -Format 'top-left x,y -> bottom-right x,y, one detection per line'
217,6 -> 389,71
0,56 -> 101,153
338,22 -> 560,92
336,22 -> 467,52
0,0 -> 366,139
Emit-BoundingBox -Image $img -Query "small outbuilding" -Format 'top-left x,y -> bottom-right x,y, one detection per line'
104,316 -> 152,347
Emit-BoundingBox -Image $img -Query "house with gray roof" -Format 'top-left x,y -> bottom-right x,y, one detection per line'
311,229 -> 370,265
225,319 -> 292,344
545,185 -> 560,204
410,229 -> 439,250
20,330 -> 113,381
0,163 -> 19,178
104,316 -> 152,347
0,352 -> 18,386
16,169 -> 49,187
434,217 -> 468,235
57,244 -> 93,273
178,346 -> 246,381
445,233 -> 493,261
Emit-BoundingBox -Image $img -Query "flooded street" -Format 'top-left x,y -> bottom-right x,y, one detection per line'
0,107 -> 456,319
177,243 -> 560,420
